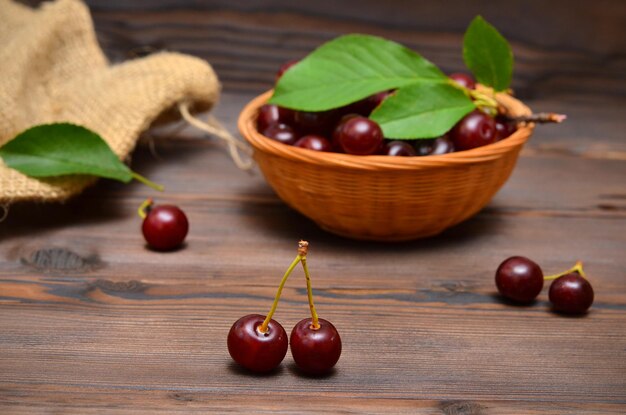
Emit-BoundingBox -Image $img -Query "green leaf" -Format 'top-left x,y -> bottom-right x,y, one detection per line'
269,34 -> 447,111
463,16 -> 513,91
0,123 -> 132,182
370,83 -> 476,139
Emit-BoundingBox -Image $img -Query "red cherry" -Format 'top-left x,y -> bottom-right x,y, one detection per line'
294,110 -> 339,136
228,314 -> 288,373
262,123 -> 299,145
276,59 -> 299,81
290,318 -> 342,375
383,140 -> 416,156
549,273 -> 594,314
495,256 -> 544,303
257,104 -> 295,131
495,116 -> 518,140
142,205 -> 189,251
294,135 -> 332,152
449,72 -> 476,89
337,116 -> 383,155
450,110 -> 497,150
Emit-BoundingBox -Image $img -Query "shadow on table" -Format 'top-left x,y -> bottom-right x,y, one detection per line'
236,186 -> 508,254
226,360 -> 285,378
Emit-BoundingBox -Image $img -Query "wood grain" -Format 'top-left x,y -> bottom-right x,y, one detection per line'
3,1 -> 626,413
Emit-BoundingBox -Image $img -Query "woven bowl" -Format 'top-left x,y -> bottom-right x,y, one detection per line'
238,90 -> 533,241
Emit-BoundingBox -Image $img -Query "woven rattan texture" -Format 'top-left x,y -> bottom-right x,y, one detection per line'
239,90 -> 533,241
0,0 -> 220,204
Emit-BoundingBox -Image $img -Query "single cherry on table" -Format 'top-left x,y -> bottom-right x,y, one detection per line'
289,244 -> 342,375
495,256 -> 544,303
138,198 -> 189,251
227,314 -> 288,373
547,261 -> 594,314
290,318 -> 341,375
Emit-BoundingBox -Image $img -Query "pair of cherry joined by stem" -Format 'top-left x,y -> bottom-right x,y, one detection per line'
496,257 -> 594,314
227,241 -> 342,375
138,198 -> 189,251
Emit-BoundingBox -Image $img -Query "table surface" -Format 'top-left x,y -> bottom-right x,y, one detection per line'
2,1 -> 626,413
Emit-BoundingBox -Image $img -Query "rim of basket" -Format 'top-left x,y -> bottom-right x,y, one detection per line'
238,89 -> 535,170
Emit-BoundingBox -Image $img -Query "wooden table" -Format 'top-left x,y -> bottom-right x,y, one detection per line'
2,1 -> 625,413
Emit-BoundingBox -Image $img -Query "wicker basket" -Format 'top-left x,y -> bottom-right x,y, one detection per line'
238,90 -> 533,241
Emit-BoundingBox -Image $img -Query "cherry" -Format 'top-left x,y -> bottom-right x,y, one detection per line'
495,116 -> 517,140
450,110 -> 496,150
383,140 -> 416,156
276,59 -> 299,81
294,135 -> 332,152
257,104 -> 294,131
449,72 -> 476,89
227,241 -> 341,376
330,115 -> 359,153
337,116 -> 383,155
290,318 -> 342,375
291,241 -> 341,375
227,314 -> 288,373
354,90 -> 394,115
227,241 -> 310,374
139,199 -> 189,251
495,256 -> 544,303
549,273 -> 594,314
431,136 -> 455,154
294,110 -> 338,136
415,136 -> 455,156
547,262 -> 594,314
414,139 -> 435,156
262,123 -> 299,145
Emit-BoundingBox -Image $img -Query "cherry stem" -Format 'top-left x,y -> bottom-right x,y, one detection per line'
137,198 -> 154,219
131,171 -> 165,192
447,79 -> 567,124
504,113 -> 567,124
300,255 -> 320,330
258,253 -> 303,334
544,261 -> 586,281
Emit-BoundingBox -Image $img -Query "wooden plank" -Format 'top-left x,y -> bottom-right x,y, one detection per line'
73,1 -> 626,97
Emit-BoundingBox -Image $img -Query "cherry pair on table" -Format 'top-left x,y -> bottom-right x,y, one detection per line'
227,241 -> 342,375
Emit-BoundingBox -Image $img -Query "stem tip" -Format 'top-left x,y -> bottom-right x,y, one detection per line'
298,240 -> 309,257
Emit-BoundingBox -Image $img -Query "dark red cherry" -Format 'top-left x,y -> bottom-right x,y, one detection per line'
450,110 -> 497,150
257,104 -> 294,131
449,72 -> 476,89
142,205 -> 189,251
337,116 -> 383,155
549,273 -> 594,314
414,139 -> 435,156
294,135 -> 332,152
262,123 -> 299,145
227,314 -> 288,373
357,90 -> 394,115
276,59 -> 299,81
290,318 -> 341,375
331,114 -> 359,153
430,136 -> 455,155
495,116 -> 518,140
495,256 -> 544,303
294,110 -> 339,136
383,140 -> 416,156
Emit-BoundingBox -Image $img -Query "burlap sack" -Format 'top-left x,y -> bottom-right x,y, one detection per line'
0,0 -> 221,204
